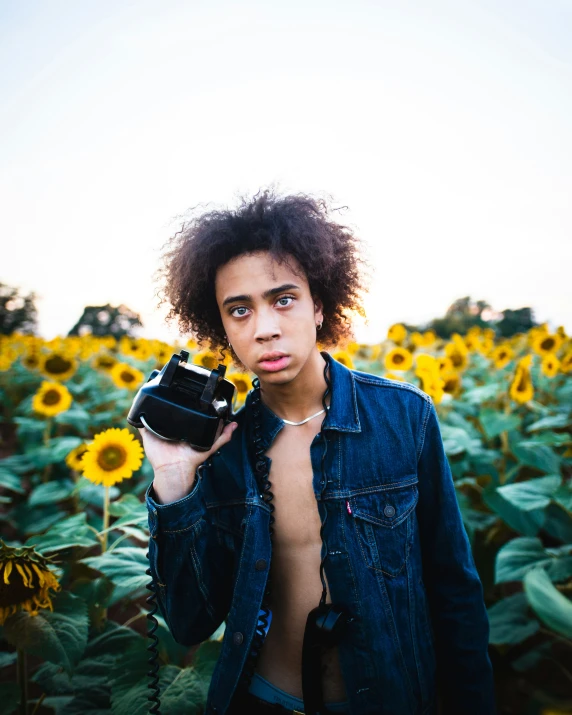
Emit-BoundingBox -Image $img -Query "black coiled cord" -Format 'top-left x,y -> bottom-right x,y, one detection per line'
236,355 -> 332,693
145,550 -> 161,714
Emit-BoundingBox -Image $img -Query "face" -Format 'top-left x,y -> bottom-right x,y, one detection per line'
215,251 -> 323,383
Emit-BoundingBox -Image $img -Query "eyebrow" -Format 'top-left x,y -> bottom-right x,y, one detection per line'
222,283 -> 301,308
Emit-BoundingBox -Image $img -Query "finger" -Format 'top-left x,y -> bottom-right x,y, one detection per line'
209,421 -> 238,454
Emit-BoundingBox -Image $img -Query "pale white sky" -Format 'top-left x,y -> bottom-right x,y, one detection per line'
1,0 -> 571,343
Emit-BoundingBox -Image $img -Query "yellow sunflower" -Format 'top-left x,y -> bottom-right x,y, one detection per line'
194,349 -> 220,371
541,354 -> 560,378
81,428 -> 144,487
110,362 -> 145,390
65,443 -> 89,471
331,350 -> 355,369
39,352 -> 78,382
491,344 -> 514,369
556,326 -> 568,340
186,337 -> 199,351
421,330 -> 436,346
345,342 -> 360,355
437,356 -> 455,374
227,372 -> 253,400
387,323 -> 407,344
384,347 -> 413,372
119,337 -> 153,362
32,381 -> 73,417
444,334 -> 469,370
532,333 -> 562,357
21,349 -> 42,371
561,351 -> 572,374
0,541 -> 61,625
383,372 -> 406,382
409,332 -> 424,348
509,355 -> 534,404
415,355 -> 445,403
442,371 -> 462,397
0,354 -> 15,371
92,353 -> 119,373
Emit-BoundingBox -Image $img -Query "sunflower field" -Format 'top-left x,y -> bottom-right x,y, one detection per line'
0,325 -> 571,715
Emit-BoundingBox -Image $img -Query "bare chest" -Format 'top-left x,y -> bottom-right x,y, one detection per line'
265,426 -> 322,550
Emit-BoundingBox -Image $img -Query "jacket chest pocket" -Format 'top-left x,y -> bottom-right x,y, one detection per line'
348,481 -> 418,577
210,505 -> 246,553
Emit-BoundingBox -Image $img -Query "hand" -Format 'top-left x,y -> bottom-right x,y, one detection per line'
138,421 -> 238,481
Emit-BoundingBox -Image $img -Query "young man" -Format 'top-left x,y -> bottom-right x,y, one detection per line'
141,191 -> 496,715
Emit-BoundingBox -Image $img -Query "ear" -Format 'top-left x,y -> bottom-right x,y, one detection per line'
313,297 -> 324,322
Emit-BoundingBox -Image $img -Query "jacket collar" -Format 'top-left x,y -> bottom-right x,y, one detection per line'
244,350 -> 361,451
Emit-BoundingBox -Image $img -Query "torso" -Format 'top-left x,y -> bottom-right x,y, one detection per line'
254,419 -> 347,703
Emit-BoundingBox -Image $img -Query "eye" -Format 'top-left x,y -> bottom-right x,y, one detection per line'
229,306 -> 249,318
276,295 -> 295,307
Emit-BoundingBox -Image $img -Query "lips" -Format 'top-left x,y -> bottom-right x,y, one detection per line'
258,352 -> 288,363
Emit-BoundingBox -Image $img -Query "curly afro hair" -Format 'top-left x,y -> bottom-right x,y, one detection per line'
157,188 -> 369,363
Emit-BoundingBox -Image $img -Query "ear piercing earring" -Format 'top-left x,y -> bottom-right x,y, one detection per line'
316,322 -> 323,331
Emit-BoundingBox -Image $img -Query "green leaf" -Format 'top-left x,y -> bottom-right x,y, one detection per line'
510,439 -> 561,474
112,664 -> 208,715
0,651 -> 17,669
462,383 -> 501,405
497,475 -> 562,511
0,466 -> 25,494
81,547 -> 149,605
554,483 -> 572,511
487,592 -> 539,645
54,406 -> 91,432
0,682 -> 19,715
521,431 -> 571,447
3,591 -> 88,674
526,413 -> 571,432
26,512 -> 101,553
440,425 -> 483,456
46,436 -> 83,462
193,640 -> 222,679
74,479 -> 120,508
523,567 -> 572,638
542,502 -> 572,544
495,537 -> 572,583
479,409 -> 522,440
482,486 -> 545,536
28,480 -> 76,507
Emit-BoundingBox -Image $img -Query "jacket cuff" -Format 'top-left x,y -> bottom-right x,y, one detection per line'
145,473 -> 203,536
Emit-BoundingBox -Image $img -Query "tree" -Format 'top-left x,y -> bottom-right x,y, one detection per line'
495,307 -> 537,338
68,304 -> 143,338
0,282 -> 38,335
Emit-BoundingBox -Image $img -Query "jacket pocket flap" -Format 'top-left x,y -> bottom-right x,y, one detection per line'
350,482 -> 418,528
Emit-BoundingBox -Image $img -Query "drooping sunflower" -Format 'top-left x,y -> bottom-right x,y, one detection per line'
228,372 -> 253,401
387,323 -> 407,344
110,362 -> 145,390
32,381 -> 73,417
0,541 -> 61,625
556,325 -> 568,340
491,344 -> 514,369
384,347 -> 413,372
331,350 -> 355,369
21,349 -> 42,371
39,352 -> 78,382
532,333 -> 562,357
509,355 -> 534,404
81,428 -> 144,487
541,354 -> 560,378
65,443 -> 89,471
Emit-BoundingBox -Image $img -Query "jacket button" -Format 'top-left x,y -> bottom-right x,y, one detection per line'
384,505 -> 396,517
232,631 -> 244,645
255,558 -> 267,571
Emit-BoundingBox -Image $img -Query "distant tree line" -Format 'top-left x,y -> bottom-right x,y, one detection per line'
0,281 -> 539,340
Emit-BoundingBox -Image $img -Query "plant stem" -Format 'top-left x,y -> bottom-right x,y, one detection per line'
17,648 -> 28,715
101,485 -> 110,553
41,419 -> 53,483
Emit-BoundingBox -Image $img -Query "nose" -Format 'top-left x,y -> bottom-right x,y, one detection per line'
253,306 -> 281,342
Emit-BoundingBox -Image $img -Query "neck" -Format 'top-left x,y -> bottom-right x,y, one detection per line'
257,349 -> 331,423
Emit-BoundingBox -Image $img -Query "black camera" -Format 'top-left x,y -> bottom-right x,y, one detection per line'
126,349 -> 235,451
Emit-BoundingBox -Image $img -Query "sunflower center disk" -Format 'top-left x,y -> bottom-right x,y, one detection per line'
97,445 -> 127,472
45,356 -> 72,375
43,389 -> 62,406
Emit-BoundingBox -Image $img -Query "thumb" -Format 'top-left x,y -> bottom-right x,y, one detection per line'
208,421 -> 238,456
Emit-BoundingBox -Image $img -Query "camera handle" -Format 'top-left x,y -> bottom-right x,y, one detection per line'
140,415 -> 178,442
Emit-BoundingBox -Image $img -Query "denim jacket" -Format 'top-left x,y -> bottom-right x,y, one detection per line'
145,352 -> 496,715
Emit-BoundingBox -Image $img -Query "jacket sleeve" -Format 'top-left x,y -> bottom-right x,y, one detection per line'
145,464 -> 234,646
415,399 -> 496,715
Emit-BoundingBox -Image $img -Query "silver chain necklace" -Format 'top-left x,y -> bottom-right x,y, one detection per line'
282,405 -> 330,426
